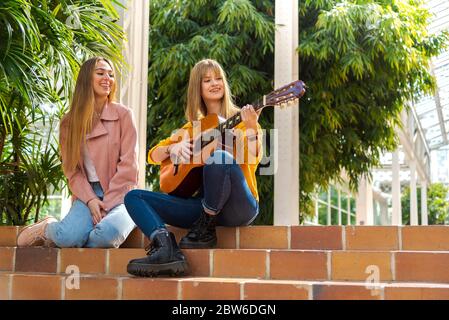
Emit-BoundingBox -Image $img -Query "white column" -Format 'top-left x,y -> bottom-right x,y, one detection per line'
338,189 -> 342,225
421,180 -> 428,225
379,198 -> 389,225
273,0 -> 299,225
409,160 -> 418,225
355,175 -> 374,225
391,150 -> 402,225
327,188 -> 331,225
60,186 -> 71,219
117,0 -> 150,189
347,194 -> 351,225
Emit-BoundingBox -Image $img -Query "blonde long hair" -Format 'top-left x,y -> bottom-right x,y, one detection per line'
185,59 -> 239,122
61,57 -> 117,172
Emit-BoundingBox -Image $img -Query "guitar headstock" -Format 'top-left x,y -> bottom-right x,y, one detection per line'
264,80 -> 306,109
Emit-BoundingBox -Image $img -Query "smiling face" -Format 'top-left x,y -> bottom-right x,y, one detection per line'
201,69 -> 224,105
92,59 -> 115,99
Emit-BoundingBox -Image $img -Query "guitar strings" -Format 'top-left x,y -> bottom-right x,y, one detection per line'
200,96 -> 264,149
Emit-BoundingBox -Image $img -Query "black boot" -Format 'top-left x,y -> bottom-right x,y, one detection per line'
179,211 -> 217,249
127,230 -> 189,277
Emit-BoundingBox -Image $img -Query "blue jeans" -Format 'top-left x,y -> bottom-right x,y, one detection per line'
46,182 -> 136,248
124,150 -> 259,239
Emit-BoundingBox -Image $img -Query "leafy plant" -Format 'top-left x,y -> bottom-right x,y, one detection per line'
0,111 -> 63,225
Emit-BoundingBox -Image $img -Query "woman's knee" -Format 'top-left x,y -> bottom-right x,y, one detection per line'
86,224 -> 124,248
204,151 -> 236,178
204,155 -> 241,187
124,189 -> 140,206
124,189 -> 160,207
86,208 -> 135,248
124,189 -> 144,217
206,150 -> 235,165
50,225 -> 90,248
124,189 -> 161,218
48,200 -> 93,247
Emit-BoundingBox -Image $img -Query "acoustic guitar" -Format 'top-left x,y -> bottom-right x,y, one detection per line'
159,80 -> 306,198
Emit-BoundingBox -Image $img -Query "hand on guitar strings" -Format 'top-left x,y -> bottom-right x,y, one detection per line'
168,139 -> 193,164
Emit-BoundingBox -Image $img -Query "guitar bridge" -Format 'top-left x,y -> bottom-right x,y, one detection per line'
174,164 -> 179,176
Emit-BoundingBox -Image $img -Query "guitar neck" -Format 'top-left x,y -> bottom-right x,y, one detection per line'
200,97 -> 264,149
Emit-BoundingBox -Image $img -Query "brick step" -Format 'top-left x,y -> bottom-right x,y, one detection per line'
1,272 -> 449,300
2,247 -> 449,283
2,225 -> 449,251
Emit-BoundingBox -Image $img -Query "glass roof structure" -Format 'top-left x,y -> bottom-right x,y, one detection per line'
372,0 -> 449,188
414,0 -> 449,150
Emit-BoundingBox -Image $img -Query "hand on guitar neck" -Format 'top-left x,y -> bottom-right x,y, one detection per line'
240,104 -> 261,132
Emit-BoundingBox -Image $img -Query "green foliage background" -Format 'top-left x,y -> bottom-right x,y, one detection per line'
402,183 -> 449,225
147,0 -> 448,225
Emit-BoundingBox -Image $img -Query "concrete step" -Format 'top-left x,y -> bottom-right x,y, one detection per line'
1,272 -> 449,300
2,247 -> 449,283
2,225 -> 449,251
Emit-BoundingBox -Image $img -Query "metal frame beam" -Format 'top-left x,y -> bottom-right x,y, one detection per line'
430,63 -> 449,146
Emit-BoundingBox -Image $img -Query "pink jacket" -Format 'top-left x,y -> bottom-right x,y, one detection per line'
59,102 -> 139,212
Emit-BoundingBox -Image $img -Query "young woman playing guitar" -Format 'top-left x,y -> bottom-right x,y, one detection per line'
124,59 -> 263,277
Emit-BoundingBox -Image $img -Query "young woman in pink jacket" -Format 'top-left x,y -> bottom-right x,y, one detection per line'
17,57 -> 138,248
